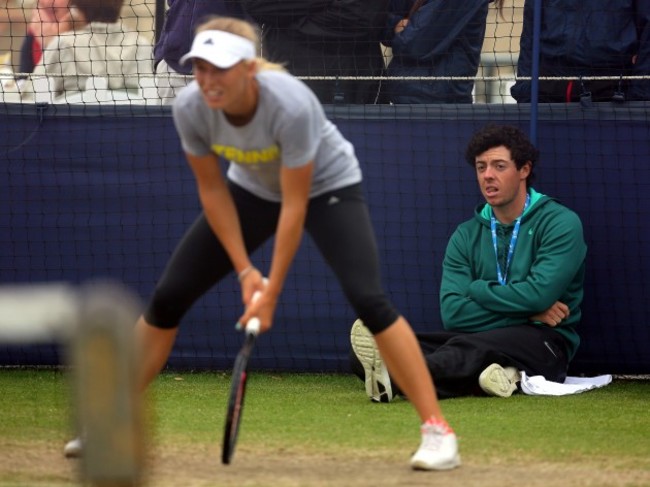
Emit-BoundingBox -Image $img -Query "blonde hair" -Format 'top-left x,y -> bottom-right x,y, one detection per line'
196,16 -> 286,72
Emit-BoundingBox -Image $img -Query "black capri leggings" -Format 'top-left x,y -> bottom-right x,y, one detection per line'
144,182 -> 399,334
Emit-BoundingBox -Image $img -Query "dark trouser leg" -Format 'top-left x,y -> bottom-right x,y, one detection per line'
351,324 -> 570,400
417,325 -> 570,398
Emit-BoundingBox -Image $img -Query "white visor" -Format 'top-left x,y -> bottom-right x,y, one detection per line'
179,30 -> 256,69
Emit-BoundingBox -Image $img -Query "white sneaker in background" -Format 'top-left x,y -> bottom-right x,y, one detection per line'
410,418 -> 461,471
63,437 -> 83,458
478,363 -> 521,398
350,319 -> 394,403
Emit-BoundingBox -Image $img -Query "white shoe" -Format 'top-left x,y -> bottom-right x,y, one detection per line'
478,363 -> 521,398
350,319 -> 394,403
410,419 -> 461,470
63,437 -> 83,458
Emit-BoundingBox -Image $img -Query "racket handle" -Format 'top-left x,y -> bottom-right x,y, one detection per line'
246,290 -> 263,335
246,317 -> 260,335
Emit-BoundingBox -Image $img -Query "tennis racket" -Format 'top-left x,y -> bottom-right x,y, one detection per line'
221,290 -> 262,465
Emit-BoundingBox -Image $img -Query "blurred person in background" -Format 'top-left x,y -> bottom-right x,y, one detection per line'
153,0 -> 248,103
0,0 -> 31,73
18,0 -> 66,75
18,0 -> 154,75
241,0 -> 388,104
17,0 -> 152,100
380,0 -> 504,104
511,0 -> 650,103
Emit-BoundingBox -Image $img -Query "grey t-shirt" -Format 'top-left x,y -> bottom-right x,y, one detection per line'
172,69 -> 362,202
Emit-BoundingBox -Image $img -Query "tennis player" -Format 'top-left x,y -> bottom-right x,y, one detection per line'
65,16 -> 460,470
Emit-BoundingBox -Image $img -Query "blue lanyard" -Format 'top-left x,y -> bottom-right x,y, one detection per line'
490,193 -> 530,286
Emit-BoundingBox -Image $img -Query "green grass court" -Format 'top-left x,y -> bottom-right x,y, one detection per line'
1,369 -> 649,486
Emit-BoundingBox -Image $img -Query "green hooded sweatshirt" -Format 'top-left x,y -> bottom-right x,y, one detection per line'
440,189 -> 587,359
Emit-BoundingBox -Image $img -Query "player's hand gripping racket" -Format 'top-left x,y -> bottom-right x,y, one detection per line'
221,289 -> 262,465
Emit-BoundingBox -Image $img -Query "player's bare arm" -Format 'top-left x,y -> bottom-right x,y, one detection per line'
186,152 -> 254,276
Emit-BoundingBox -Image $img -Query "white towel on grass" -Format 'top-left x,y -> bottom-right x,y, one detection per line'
520,371 -> 613,396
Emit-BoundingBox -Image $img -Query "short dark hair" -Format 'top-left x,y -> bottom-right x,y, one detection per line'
464,124 -> 539,186
72,0 -> 123,23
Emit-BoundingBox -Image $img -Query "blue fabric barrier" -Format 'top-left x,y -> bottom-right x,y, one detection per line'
1,103 -> 648,374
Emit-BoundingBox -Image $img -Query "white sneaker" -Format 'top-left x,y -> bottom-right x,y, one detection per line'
63,437 -> 83,458
350,319 -> 394,403
478,363 -> 521,398
410,419 -> 461,470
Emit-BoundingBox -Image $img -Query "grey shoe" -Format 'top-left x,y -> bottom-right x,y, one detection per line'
478,363 -> 521,397
350,319 -> 394,403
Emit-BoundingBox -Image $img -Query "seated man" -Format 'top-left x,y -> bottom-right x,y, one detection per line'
351,124 -> 587,401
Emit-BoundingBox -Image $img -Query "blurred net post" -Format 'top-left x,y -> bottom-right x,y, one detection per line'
0,280 -> 145,487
